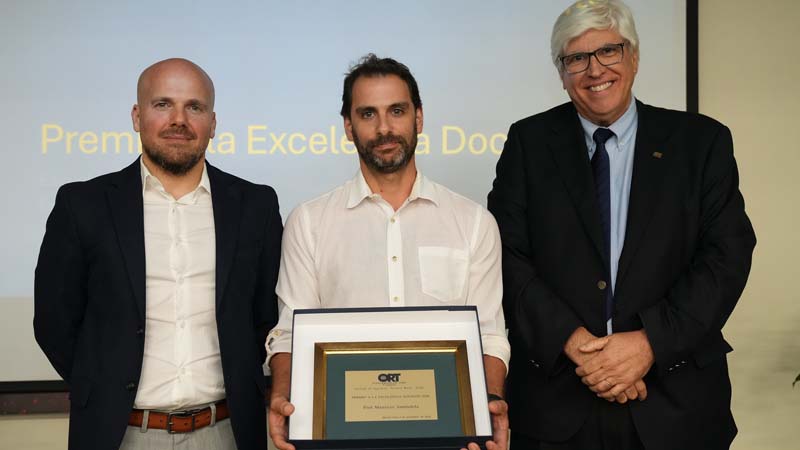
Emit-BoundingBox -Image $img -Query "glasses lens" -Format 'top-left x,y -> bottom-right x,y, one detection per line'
596,45 -> 622,65
563,53 -> 589,74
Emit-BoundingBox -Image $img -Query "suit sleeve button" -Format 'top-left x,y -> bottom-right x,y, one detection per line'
597,280 -> 607,290
126,382 -> 136,391
136,328 -> 144,335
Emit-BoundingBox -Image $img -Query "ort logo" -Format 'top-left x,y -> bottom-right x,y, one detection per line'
378,373 -> 401,382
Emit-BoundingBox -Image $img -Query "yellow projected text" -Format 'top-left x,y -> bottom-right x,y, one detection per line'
40,124 -> 505,156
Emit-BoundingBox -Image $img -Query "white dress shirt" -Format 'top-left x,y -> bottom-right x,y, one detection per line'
134,161 -> 225,410
268,170 -> 510,369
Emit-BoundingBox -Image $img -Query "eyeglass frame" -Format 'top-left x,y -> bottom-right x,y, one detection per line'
559,42 -> 626,75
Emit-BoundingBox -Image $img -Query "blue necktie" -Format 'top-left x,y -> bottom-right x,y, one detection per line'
591,127 -> 615,329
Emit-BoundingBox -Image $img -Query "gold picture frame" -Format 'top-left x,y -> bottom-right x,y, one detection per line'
311,340 -> 475,439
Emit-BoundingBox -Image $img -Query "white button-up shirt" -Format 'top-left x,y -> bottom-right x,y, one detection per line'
134,161 -> 224,410
268,171 -> 510,369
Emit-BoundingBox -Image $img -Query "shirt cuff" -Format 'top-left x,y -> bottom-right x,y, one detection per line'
264,329 -> 293,373
481,334 -> 511,374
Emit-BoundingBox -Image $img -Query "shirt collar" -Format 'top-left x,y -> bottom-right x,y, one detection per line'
140,158 -> 211,198
578,95 -> 638,151
345,169 -> 439,209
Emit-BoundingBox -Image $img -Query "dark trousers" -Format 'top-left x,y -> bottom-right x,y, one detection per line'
511,400 -> 644,450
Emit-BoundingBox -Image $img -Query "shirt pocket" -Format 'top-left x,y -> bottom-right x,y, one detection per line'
417,246 -> 468,303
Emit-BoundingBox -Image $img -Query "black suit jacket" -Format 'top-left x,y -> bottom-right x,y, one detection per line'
487,101 -> 755,450
34,158 -> 282,450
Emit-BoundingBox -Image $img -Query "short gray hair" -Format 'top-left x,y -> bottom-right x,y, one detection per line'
550,0 -> 639,71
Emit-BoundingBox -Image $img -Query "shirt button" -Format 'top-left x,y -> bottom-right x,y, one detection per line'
390,217 -> 396,223
391,256 -> 398,262
179,321 -> 186,329
392,296 -> 399,302
597,280 -> 607,290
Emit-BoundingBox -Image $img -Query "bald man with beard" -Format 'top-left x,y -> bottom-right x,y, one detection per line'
34,58 -> 282,450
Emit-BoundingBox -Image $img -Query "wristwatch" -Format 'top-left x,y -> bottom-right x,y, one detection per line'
487,393 -> 504,403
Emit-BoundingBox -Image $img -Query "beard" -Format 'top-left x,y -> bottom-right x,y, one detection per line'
353,127 -> 417,174
142,126 -> 206,175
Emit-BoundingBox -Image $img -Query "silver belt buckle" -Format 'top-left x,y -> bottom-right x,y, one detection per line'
166,411 -> 196,434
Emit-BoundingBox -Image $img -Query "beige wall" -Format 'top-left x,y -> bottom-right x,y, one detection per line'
699,0 -> 800,448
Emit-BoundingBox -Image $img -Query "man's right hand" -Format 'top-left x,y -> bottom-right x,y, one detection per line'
564,327 -> 648,403
269,394 -> 296,450
268,353 -> 295,450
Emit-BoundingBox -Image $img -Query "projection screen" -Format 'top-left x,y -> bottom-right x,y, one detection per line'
0,0 -> 689,384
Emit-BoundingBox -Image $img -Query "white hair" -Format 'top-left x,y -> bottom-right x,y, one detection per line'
551,0 -> 640,71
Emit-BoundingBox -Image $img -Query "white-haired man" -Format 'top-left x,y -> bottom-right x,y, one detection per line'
488,1 -> 755,449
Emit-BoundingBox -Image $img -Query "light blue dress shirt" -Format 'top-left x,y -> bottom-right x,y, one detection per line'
578,96 -> 638,334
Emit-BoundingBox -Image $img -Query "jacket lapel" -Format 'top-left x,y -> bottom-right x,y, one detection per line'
208,163 -> 241,312
616,102 -> 671,286
547,104 -> 608,270
106,159 -> 146,321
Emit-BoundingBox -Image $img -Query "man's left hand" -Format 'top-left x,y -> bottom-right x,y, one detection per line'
463,398 -> 509,450
575,330 -> 655,399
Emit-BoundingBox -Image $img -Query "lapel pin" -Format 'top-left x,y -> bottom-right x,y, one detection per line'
652,151 -> 663,159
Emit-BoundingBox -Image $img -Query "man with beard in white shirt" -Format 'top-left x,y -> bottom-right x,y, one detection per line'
266,54 -> 510,450
34,58 -> 282,450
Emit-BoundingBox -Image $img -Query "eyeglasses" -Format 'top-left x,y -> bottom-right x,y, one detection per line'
560,43 -> 626,75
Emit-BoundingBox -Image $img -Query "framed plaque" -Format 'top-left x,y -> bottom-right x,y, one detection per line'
313,340 -> 475,439
288,307 -> 492,450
